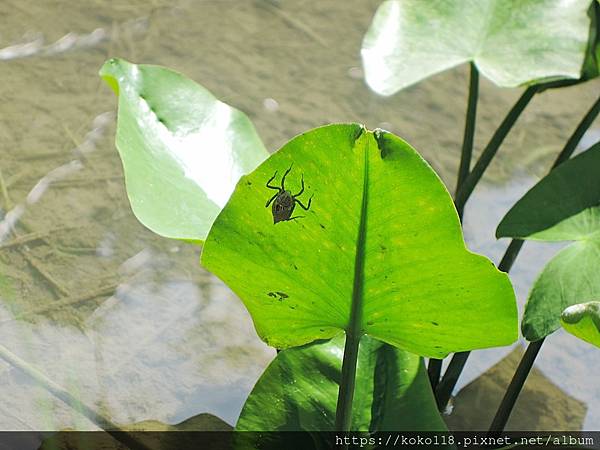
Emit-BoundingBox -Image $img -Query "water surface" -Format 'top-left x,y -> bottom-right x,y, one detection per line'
0,0 -> 599,433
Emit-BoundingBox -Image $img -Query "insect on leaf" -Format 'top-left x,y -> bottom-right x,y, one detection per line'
202,124 -> 517,358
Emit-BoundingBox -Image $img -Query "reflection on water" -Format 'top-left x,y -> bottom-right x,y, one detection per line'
0,0 -> 598,433
0,257 -> 273,430
447,348 -> 587,430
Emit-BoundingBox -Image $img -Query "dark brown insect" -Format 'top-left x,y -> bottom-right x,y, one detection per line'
265,166 -> 313,224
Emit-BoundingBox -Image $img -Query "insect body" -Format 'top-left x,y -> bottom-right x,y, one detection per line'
265,166 -> 313,223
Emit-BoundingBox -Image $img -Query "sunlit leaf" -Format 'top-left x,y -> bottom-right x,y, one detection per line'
100,58 -> 268,242
361,0 -> 594,95
202,124 -> 517,358
561,301 -> 600,348
497,142 -> 600,341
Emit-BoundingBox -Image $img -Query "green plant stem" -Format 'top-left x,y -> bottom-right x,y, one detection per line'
435,351 -> 468,410
435,93 -> 600,410
455,62 -> 480,220
455,86 -> 538,213
335,144 -> 369,431
427,359 -> 442,391
554,94 -> 600,167
488,339 -> 544,433
0,343 -> 151,450
335,331 -> 361,431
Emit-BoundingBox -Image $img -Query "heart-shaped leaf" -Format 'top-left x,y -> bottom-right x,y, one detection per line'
361,0 -> 594,95
561,301 -> 600,348
99,58 -> 268,243
202,124 -> 517,358
497,142 -> 600,341
236,335 -> 449,442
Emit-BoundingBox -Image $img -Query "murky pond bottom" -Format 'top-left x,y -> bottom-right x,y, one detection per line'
0,0 -> 599,433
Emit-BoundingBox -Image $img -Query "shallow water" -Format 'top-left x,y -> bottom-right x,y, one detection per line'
0,0 -> 599,433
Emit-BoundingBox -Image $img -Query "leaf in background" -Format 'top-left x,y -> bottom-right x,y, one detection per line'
236,335 -> 450,445
497,142 -> 600,341
99,58 -> 269,243
542,0 -> 600,90
202,124 -> 517,358
561,301 -> 600,348
361,0 -> 594,95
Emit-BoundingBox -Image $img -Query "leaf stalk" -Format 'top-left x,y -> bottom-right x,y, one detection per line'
455,62 -> 480,220
454,86 -> 537,212
436,93 -> 600,412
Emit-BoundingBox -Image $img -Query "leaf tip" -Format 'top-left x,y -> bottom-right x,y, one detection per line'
99,57 -> 131,95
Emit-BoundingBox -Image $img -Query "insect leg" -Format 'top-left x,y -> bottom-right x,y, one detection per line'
266,171 -> 279,190
281,165 -> 293,190
293,174 -> 305,197
295,195 -> 312,211
265,192 -> 278,207
288,215 -> 305,221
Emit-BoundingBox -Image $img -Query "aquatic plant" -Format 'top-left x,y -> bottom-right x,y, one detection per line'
97,0 -> 600,445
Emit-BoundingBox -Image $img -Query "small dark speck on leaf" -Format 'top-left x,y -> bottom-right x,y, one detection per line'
268,292 -> 288,301
434,345 -> 442,349
257,231 -> 265,237
289,305 -> 296,309
246,181 -> 252,186
367,321 -> 374,326
431,321 -> 439,326
293,264 -> 298,270
319,328 -> 325,332
320,224 -> 326,229
380,245 -> 387,251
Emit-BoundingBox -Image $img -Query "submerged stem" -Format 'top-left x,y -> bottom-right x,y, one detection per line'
437,93 -> 600,411
455,62 -> 480,220
0,343 -> 151,450
455,86 -> 537,213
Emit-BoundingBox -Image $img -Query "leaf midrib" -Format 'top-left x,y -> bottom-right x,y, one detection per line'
347,131 -> 369,339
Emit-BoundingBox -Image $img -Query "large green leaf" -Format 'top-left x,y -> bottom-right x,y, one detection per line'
202,124 -> 517,358
236,335 -> 448,443
561,301 -> 600,348
100,58 -> 268,242
236,335 -> 445,431
497,142 -> 600,341
361,0 -> 593,95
